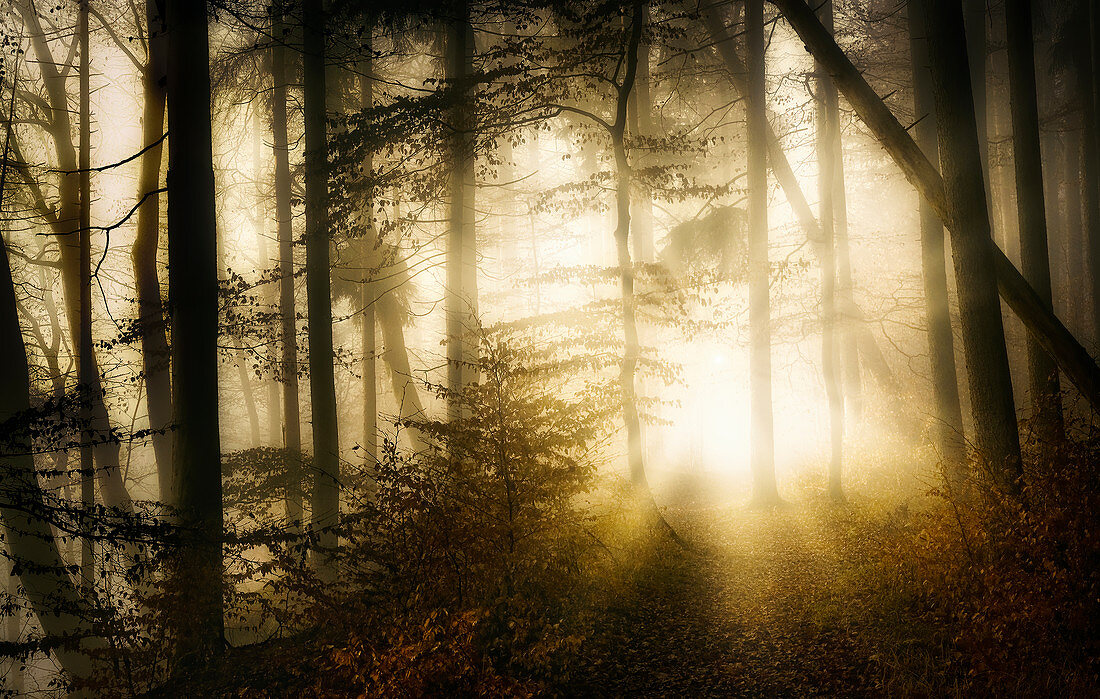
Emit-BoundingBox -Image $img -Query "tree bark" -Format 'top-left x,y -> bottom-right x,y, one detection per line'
303,0 -> 340,571
1005,0 -> 1064,443
78,0 -> 95,592
360,55 -> 378,467
270,3 -> 303,526
772,0 -> 1100,424
165,0 -> 224,665
132,0 -> 173,498
907,0 -> 967,474
746,0 -> 781,505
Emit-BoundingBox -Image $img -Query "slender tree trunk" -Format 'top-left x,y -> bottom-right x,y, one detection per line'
270,4 -> 303,526
1005,0 -> 1064,443
303,0 -> 340,571
360,54 -> 378,466
772,0 -> 1100,423
815,0 -> 844,502
78,0 -> 95,593
908,0 -> 967,474
963,0 -> 993,241
165,0 -> 224,666
132,0 -> 173,498
702,9 -> 889,399
253,104 -> 283,446
746,0 -> 781,505
446,2 -> 477,416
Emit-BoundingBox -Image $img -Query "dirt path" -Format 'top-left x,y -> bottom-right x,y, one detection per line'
554,497 -> 885,696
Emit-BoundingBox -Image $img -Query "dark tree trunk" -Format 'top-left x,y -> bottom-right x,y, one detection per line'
165,0 -> 224,666
1004,0 -> 1064,443
303,0 -> 340,571
907,0 -> 967,475
270,4 -> 303,526
132,0 -> 173,497
746,0 -> 781,506
377,289 -> 429,452
78,0 -> 94,592
1086,5 -> 1100,348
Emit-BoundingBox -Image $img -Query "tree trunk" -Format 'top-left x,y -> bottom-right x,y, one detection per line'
907,0 -> 967,474
271,3 -> 304,526
815,0 -> 845,502
1064,131 -> 1085,337
446,1 -> 477,417
1005,0 -> 1064,443
132,0 -> 173,498
165,0 -> 224,666
78,0 -> 95,592
360,55 -> 378,467
745,0 -> 781,505
772,0 -> 1100,424
303,0 -> 340,571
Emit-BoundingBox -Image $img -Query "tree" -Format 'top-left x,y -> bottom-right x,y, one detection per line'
270,2 -> 304,526
78,0 -> 94,591
907,0 -> 967,474
303,0 -> 340,572
1005,0 -> 1064,443
746,0 -> 781,506
445,0 -> 478,417
131,0 -> 174,495
165,0 -> 224,666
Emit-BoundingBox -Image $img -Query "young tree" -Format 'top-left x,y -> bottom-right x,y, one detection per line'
270,3 -> 304,526
165,0 -> 224,666
77,0 -> 94,590
746,0 -> 781,506
815,0 -> 844,502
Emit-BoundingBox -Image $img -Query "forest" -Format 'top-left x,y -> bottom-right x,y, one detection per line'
0,0 -> 1097,695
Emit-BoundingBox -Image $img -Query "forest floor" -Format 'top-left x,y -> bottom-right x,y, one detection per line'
553,474 -> 931,696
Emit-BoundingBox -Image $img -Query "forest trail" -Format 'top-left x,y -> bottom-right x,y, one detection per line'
557,480 -> 886,696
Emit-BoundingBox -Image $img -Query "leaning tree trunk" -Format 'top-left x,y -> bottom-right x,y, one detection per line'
815,0 -> 845,502
771,0 -> 1100,428
303,0 -> 340,574
132,0 -> 173,498
1004,0 -> 1064,443
907,0 -> 967,475
165,0 -> 224,667
270,3 -> 304,526
746,0 -> 781,505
